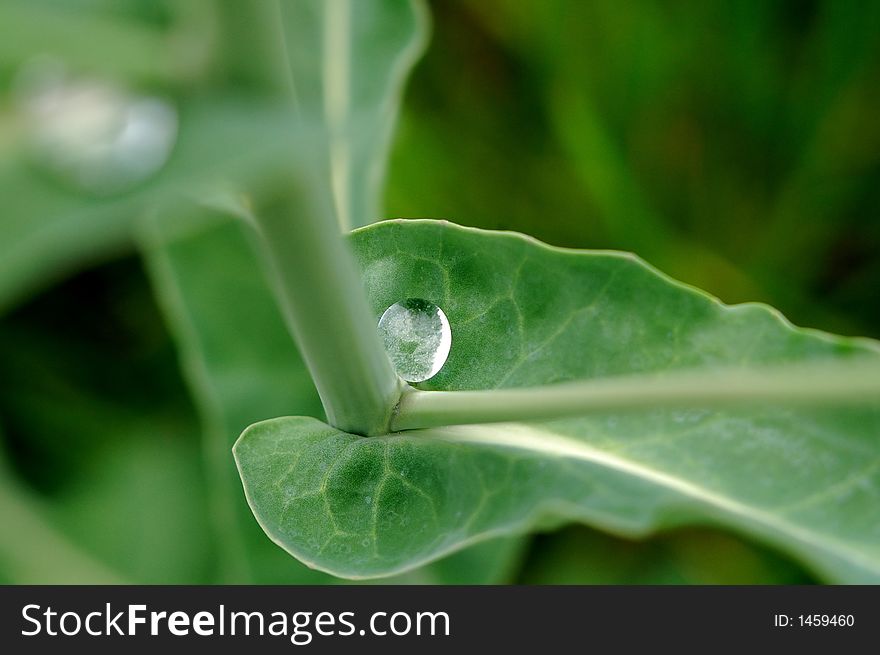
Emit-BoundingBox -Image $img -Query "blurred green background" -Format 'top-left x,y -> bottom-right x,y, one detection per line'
1,0 -> 878,584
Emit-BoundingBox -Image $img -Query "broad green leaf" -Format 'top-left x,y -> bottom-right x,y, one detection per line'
235,219 -> 880,581
277,0 -> 428,229
141,210 -> 523,583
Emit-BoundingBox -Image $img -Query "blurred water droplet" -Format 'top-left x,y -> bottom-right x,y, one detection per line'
377,298 -> 451,383
14,58 -> 178,195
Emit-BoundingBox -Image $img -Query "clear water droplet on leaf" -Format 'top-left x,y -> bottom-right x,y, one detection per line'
14,58 -> 178,195
377,298 -> 451,383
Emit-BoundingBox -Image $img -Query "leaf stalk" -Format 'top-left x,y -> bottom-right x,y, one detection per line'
392,361 -> 880,431
253,176 -> 402,436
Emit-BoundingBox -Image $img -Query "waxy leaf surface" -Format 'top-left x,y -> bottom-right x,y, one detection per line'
236,220 -> 880,581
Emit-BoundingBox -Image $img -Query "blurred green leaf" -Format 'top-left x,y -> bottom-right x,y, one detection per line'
0,1 -> 192,83
235,219 -> 880,581
0,98 -> 297,314
277,0 -> 428,229
142,210 -> 332,583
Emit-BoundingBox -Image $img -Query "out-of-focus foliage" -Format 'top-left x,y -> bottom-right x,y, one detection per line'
388,0 -> 880,338
519,526 -> 813,585
1,0 -> 878,583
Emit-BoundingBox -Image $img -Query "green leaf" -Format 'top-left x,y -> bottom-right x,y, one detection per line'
277,0 -> 428,229
235,219 -> 880,581
141,210 -> 523,582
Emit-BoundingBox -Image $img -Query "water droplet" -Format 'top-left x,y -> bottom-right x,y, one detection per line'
377,298 -> 451,383
14,58 -> 178,195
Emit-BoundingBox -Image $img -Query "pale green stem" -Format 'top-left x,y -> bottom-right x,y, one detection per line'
392,360 -> 880,431
250,2 -> 402,435
253,180 -> 402,436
